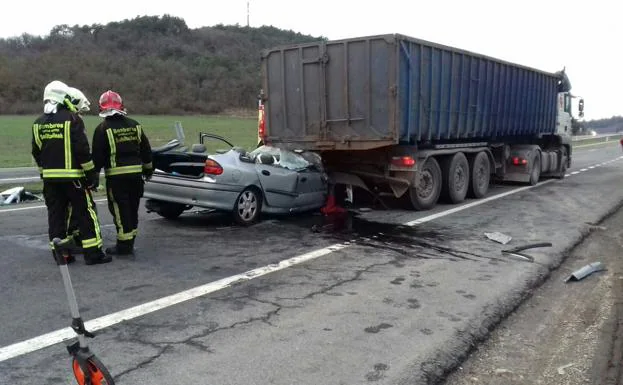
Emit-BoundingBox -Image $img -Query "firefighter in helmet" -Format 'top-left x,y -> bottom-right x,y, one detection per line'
32,80 -> 110,265
92,90 -> 153,255
65,86 -> 94,252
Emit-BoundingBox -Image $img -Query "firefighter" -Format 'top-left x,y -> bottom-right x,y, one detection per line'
92,90 -> 153,255
65,87 -> 93,251
32,80 -> 110,265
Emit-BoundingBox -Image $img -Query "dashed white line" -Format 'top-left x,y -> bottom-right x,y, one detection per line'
580,168 -> 588,172
0,154 -> 621,362
589,166 -> 595,169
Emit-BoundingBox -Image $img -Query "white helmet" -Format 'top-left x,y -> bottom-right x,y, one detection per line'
43,80 -> 69,104
43,80 -> 70,114
67,87 -> 91,113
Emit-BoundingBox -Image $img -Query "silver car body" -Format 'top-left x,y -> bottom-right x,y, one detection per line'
143,138 -> 328,217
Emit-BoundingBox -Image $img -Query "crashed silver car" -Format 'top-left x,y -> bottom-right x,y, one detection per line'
143,133 -> 328,225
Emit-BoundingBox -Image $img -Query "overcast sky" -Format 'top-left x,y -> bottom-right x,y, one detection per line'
1,0 -> 619,120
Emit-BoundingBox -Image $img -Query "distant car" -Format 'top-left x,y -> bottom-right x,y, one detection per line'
143,133 -> 328,225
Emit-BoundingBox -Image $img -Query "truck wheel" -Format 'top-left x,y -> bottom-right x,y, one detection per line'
468,151 -> 490,199
157,203 -> 186,219
529,152 -> 542,185
408,156 -> 442,211
233,187 -> 262,226
555,148 -> 567,179
442,152 -> 470,204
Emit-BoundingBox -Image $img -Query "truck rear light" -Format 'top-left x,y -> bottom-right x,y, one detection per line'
512,157 -> 527,166
392,156 -> 416,167
204,159 -> 223,175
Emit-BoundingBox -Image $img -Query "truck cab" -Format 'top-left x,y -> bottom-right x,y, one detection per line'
557,92 -> 584,136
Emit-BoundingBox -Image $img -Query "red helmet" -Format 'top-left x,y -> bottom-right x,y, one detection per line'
98,90 -> 124,112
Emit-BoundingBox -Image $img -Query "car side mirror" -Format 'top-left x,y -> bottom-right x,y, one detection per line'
578,99 -> 584,118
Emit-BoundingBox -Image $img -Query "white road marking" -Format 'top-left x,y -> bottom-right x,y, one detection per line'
571,171 -> 580,175
580,168 -> 588,172
588,166 -> 595,169
564,174 -> 571,177
0,155 -> 621,362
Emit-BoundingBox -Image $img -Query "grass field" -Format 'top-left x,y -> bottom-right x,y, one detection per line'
0,114 -> 258,168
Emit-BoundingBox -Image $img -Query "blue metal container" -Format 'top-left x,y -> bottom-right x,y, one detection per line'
261,34 -> 564,151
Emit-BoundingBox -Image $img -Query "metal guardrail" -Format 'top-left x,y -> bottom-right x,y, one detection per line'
572,133 -> 623,142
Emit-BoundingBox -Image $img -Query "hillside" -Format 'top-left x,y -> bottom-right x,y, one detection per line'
0,15 -> 324,115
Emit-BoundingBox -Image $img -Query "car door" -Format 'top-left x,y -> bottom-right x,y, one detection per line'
292,168 -> 327,208
255,162 -> 299,208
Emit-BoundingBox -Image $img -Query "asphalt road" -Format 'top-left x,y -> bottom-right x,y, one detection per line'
0,143 -> 622,384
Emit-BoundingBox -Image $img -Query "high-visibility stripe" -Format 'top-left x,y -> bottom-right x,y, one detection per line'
105,165 -> 142,176
66,205 -> 73,233
82,237 -> 101,249
42,169 -> 85,178
108,188 -> 134,241
81,160 -> 95,171
106,129 -> 117,168
84,190 -> 102,248
33,124 -> 42,149
64,121 -> 71,170
137,125 -> 142,144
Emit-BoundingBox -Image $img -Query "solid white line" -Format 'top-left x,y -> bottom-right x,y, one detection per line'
0,155 -> 619,362
0,199 -> 107,213
0,243 -> 349,362
404,180 -> 554,226
0,176 -> 39,182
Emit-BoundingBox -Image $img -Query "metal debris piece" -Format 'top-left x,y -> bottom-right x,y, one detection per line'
1,186 -> 43,205
557,363 -> 575,375
501,242 -> 553,263
565,262 -> 607,282
485,232 -> 512,245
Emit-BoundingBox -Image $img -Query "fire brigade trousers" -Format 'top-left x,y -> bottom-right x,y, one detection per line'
43,180 -> 103,251
106,177 -> 144,242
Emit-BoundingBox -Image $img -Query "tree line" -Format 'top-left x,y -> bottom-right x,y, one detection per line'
0,15 -> 323,115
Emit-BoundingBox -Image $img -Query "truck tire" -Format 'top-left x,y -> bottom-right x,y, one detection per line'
555,147 -> 567,179
468,151 -> 491,199
408,156 -> 442,211
529,152 -> 542,185
442,152 -> 470,204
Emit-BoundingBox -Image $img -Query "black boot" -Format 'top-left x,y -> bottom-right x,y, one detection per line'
84,248 -> 112,265
105,240 -> 134,256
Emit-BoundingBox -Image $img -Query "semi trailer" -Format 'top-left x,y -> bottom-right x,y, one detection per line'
258,33 -> 584,210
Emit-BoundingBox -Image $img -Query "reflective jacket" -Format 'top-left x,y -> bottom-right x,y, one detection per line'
92,115 -> 152,178
31,108 -> 95,180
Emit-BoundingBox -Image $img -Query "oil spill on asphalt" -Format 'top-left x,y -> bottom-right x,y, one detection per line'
301,211 -> 503,263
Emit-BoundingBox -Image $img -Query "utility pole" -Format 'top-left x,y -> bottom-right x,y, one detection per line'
247,1 -> 250,27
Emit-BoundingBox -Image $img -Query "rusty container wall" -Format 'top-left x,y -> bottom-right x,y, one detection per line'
261,34 -> 561,151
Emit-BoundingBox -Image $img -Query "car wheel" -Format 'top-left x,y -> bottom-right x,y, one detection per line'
157,203 -> 186,220
233,187 -> 262,226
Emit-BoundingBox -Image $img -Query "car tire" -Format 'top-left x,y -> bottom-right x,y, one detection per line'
233,187 -> 262,226
156,203 -> 186,219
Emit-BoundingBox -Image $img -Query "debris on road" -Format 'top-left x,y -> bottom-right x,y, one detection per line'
556,362 -> 575,375
0,186 -> 42,205
485,232 -> 512,244
565,261 -> 607,282
501,242 -> 553,262
585,222 -> 607,231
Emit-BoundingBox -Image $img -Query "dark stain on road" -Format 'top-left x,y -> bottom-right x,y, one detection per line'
421,328 -> 434,335
408,298 -> 421,309
391,277 -> 406,285
365,363 -> 390,381
364,323 -> 393,333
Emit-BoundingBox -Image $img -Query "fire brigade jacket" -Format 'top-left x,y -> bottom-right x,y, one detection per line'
31,108 -> 95,180
92,115 -> 152,178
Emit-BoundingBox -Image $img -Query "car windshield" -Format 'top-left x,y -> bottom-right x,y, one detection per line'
249,145 -> 315,171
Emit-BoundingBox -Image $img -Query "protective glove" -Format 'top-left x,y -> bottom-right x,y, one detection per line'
142,166 -> 154,181
85,169 -> 99,191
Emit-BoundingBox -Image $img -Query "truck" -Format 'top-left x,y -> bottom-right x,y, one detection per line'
258,33 -> 585,210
